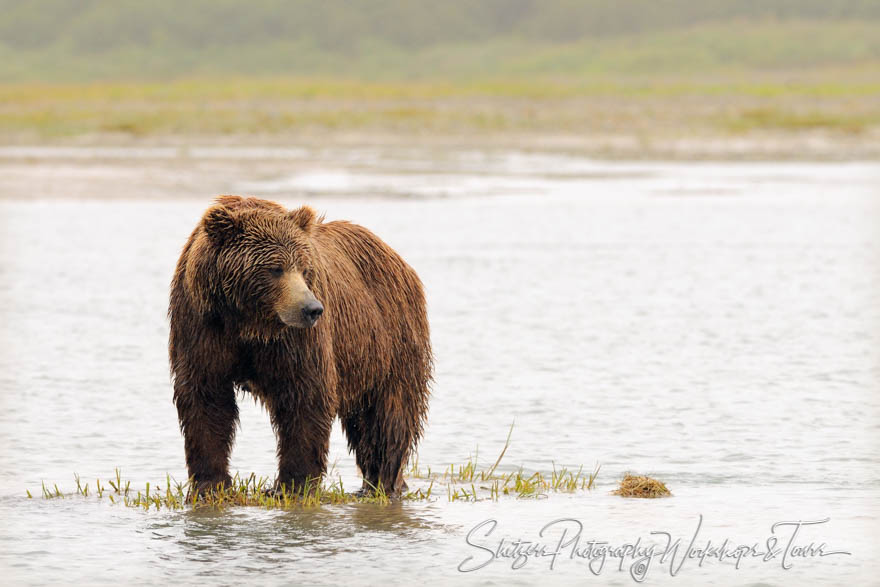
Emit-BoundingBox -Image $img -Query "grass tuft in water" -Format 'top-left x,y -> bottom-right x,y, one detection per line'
32,425 -> 603,509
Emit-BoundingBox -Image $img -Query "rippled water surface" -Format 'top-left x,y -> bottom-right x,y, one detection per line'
0,148 -> 878,585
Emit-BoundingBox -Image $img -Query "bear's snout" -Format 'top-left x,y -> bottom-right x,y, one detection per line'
301,300 -> 324,327
276,271 -> 324,328
277,298 -> 323,328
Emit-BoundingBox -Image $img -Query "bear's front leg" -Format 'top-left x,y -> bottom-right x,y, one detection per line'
173,377 -> 239,497
267,389 -> 335,494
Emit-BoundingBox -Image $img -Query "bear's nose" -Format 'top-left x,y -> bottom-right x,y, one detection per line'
302,301 -> 324,326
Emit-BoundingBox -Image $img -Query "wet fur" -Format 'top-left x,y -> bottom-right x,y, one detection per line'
169,195 -> 432,495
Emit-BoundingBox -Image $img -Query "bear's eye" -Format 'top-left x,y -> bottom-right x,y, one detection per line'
267,266 -> 284,278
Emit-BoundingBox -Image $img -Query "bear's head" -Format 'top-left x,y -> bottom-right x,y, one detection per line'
184,195 -> 324,335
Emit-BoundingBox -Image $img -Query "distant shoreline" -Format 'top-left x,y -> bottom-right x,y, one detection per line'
1,129 -> 878,162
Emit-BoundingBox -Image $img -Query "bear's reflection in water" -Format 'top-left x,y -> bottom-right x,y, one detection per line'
168,501 -> 441,563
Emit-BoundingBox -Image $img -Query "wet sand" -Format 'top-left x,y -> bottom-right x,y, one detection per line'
1,132 -> 879,203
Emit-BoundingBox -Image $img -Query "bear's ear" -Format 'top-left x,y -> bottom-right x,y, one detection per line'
214,194 -> 245,210
289,205 -> 320,232
202,204 -> 241,245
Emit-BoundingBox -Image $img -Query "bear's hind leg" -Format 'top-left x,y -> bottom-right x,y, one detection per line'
341,402 -> 382,495
344,381 -> 426,498
268,396 -> 334,494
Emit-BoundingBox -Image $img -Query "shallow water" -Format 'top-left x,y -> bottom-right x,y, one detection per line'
0,148 -> 878,585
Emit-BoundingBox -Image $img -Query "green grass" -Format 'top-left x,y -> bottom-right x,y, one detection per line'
2,20 -> 879,82
2,13 -> 879,142
1,68 -> 878,139
31,428 -> 602,510
721,107 -> 880,133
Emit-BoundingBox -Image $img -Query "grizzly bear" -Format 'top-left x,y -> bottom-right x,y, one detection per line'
169,195 -> 432,496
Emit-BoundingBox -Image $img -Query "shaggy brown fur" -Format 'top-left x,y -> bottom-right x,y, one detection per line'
169,195 -> 432,496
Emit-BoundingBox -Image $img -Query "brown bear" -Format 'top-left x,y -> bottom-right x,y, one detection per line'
168,195 -> 432,496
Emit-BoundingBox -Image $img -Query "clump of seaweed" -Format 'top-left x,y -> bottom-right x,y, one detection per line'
30,424 -> 602,510
612,473 -> 671,498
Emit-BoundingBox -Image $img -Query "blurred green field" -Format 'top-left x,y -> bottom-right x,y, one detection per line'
1,3 -> 878,146
2,70 -> 877,141
2,19 -> 879,81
